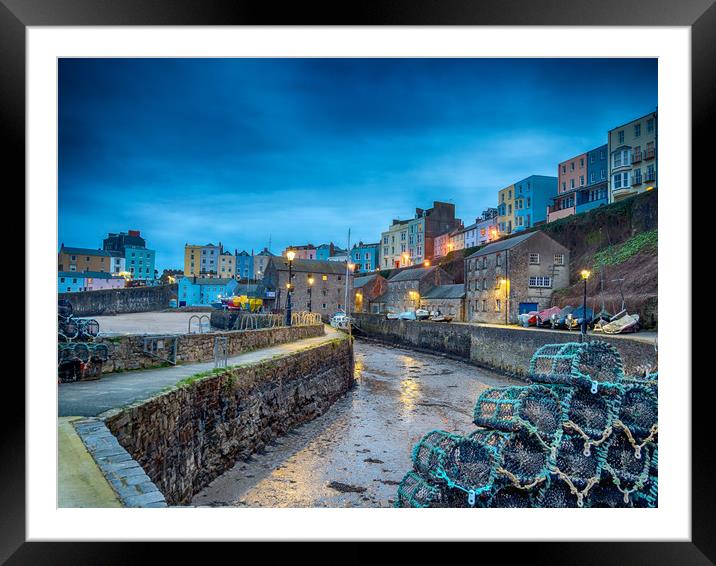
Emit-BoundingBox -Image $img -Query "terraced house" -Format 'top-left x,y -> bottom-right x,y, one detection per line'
464,231 -> 569,324
608,110 -> 658,203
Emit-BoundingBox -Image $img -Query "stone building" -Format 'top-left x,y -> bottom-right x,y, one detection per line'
464,231 -> 569,324
352,273 -> 388,313
420,284 -> 466,321
262,257 -> 351,320
381,266 -> 454,313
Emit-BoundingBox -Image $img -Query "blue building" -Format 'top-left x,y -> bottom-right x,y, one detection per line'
235,250 -> 254,280
512,175 -> 558,232
178,276 -> 239,306
58,271 -> 86,293
577,144 -> 609,214
350,242 -> 379,273
124,245 -> 156,281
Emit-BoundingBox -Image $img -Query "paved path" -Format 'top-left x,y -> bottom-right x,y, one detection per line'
59,327 -> 339,417
58,417 -> 122,508
94,311 -> 212,336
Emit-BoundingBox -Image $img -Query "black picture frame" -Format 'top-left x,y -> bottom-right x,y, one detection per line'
4,0 -> 707,561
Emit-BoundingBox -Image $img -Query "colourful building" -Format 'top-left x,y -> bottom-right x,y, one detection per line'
497,184 -> 515,235
349,242 -> 380,273
178,276 -> 239,307
184,243 -> 223,276
512,175 -> 558,231
283,245 -> 317,260
124,245 -> 156,281
608,110 -> 658,203
58,245 -> 113,273
235,250 -> 254,280
218,251 -> 236,277
253,247 -> 274,280
58,271 -> 125,293
548,153 -> 587,223
577,144 -> 609,213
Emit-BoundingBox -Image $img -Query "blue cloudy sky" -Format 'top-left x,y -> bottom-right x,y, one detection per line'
59,58 -> 657,271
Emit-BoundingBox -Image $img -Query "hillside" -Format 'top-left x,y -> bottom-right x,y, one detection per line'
435,189 -> 659,328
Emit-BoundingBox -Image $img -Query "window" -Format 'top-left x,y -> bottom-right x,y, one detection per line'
496,299 -> 501,312
482,279 -> 487,290
529,276 -> 552,288
570,179 -> 575,189
570,162 -> 574,171
647,118 -> 654,133
634,123 -> 641,137
71,255 -> 76,260
580,175 -> 585,187
60,277 -> 65,283
618,130 -> 625,144
561,182 -> 566,192
529,253 -> 540,265
482,300 -> 486,312
322,275 -> 328,281
580,158 -> 584,168
561,165 -> 566,173
496,254 -> 502,266
590,172 -> 595,183
554,254 -> 565,266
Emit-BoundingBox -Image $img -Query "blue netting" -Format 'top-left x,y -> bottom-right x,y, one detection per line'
395,340 -> 658,508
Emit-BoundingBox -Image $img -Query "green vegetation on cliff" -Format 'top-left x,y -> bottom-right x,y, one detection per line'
592,230 -> 658,269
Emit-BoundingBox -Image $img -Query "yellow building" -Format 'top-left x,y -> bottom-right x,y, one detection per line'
58,245 -> 112,273
497,184 -> 515,236
218,251 -> 236,277
184,244 -> 203,276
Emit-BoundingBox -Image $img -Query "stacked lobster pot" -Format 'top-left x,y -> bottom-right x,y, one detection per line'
57,299 -> 108,382
395,341 -> 658,508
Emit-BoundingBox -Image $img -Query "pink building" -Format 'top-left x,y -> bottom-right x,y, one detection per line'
548,152 -> 587,223
86,272 -> 126,290
282,244 -> 317,260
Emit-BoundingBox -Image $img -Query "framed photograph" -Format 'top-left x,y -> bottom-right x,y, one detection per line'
6,0 -> 707,560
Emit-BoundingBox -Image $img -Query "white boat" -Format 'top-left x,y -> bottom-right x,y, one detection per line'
415,308 -> 430,320
330,312 -> 353,329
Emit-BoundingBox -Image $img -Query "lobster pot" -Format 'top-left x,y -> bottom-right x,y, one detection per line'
588,479 -> 635,508
90,343 -> 109,362
535,474 -> 582,508
442,437 -> 498,494
616,383 -> 658,450
564,383 -> 621,442
468,428 -> 511,451
473,385 -> 563,443
603,429 -> 653,499
73,343 -> 91,363
529,341 -> 623,392
552,431 -> 605,490
496,430 -> 550,487
58,344 -> 76,363
79,319 -> 100,338
58,299 -> 73,318
411,430 -> 462,481
395,471 -> 445,508
59,318 -> 79,340
487,485 -> 535,508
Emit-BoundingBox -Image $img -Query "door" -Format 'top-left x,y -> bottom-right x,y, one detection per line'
519,302 -> 538,314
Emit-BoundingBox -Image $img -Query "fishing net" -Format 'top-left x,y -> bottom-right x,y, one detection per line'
395,340 -> 657,508
58,299 -> 73,318
395,471 -> 445,508
78,318 -> 100,338
529,341 -> 624,393
602,429 -> 653,505
58,343 -> 76,363
59,318 -> 79,340
473,385 -> 563,444
73,342 -> 91,363
90,343 -> 109,362
535,474 -> 583,508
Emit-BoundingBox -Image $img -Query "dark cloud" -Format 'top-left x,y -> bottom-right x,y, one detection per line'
58,58 -> 657,270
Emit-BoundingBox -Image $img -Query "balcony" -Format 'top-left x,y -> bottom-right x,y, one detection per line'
611,186 -> 638,202
644,148 -> 656,160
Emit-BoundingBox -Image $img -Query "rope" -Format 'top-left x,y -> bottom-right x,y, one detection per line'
612,420 -> 658,460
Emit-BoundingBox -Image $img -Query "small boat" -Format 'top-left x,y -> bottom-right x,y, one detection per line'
518,311 -> 539,327
386,313 -> 400,320
592,308 -> 612,327
594,311 -> 640,334
550,306 -> 575,329
536,306 -> 561,327
330,312 -> 353,329
429,311 -> 453,323
415,308 -> 430,320
565,306 -> 594,330
398,311 -> 417,320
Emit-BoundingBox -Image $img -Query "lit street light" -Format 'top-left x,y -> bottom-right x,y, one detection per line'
307,274 -> 314,312
285,249 -> 296,326
580,269 -> 591,340
499,277 -> 508,325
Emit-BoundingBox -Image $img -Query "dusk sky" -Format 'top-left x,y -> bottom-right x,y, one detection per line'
59,58 -> 657,272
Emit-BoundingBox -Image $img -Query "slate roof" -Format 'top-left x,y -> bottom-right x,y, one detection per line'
353,274 -> 378,288
422,284 -> 465,300
183,277 -> 235,286
58,271 -> 118,279
465,231 -> 539,259
268,257 -> 349,275
60,246 -> 112,257
388,266 -> 436,283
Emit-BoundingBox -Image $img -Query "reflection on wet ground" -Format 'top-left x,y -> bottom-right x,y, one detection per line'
191,339 -> 521,508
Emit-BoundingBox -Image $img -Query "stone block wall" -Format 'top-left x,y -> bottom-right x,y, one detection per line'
59,284 -> 178,317
353,313 -> 657,379
102,335 -> 354,505
97,324 -> 324,373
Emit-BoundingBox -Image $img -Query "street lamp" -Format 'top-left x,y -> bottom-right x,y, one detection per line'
580,269 -> 591,340
423,260 -> 430,267
499,277 -> 508,325
307,274 -> 314,312
285,249 -> 296,325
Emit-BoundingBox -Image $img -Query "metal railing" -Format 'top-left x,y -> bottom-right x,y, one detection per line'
188,314 -> 211,334
231,311 -> 321,331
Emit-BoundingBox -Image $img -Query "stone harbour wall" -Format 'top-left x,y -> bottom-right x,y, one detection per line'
102,335 -> 354,505
60,284 -> 178,317
353,313 -> 657,379
97,324 -> 324,373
